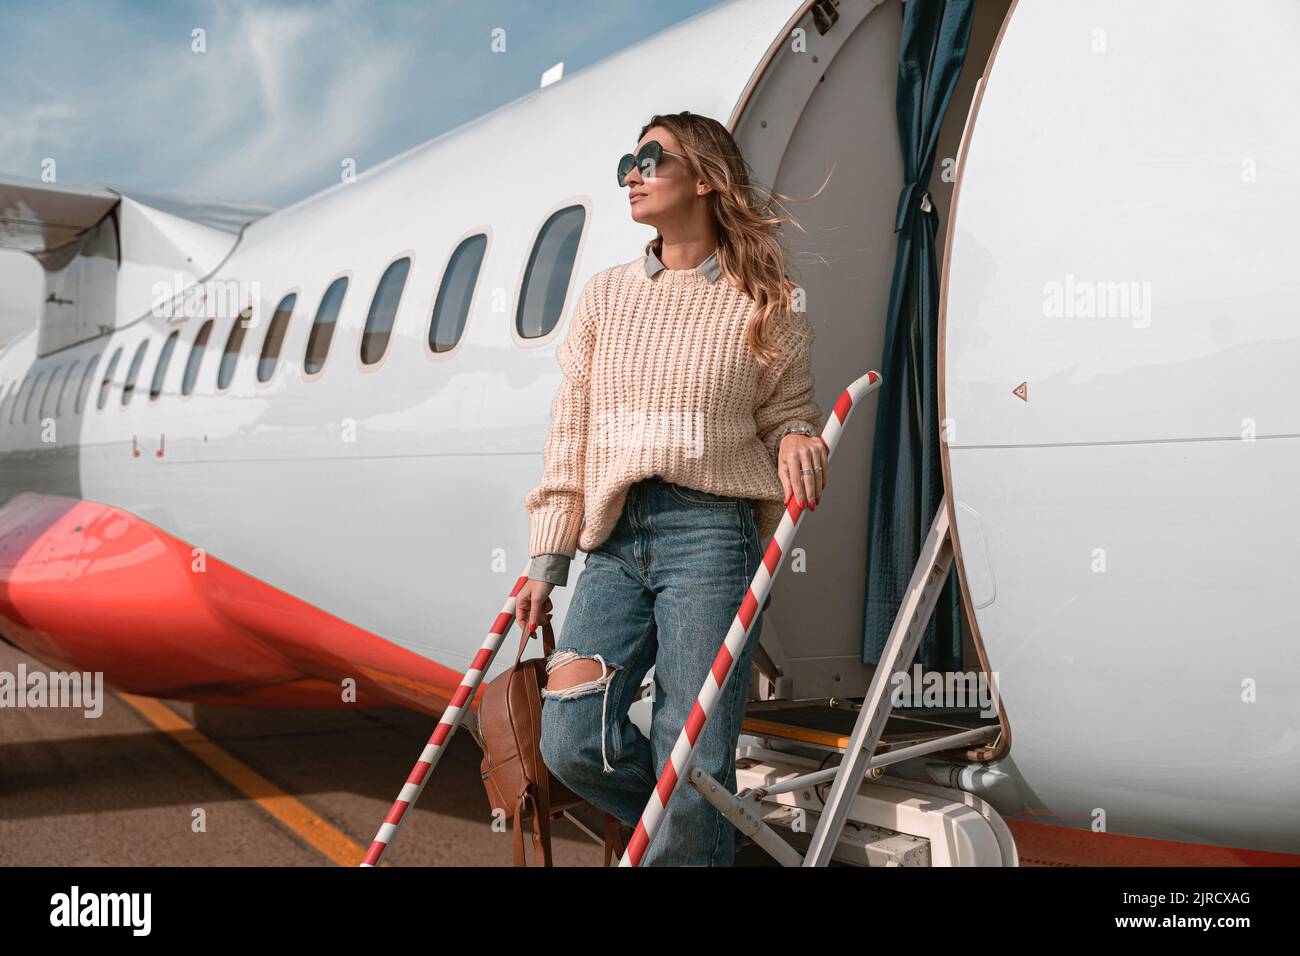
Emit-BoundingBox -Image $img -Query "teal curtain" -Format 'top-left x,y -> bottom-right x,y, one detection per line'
862,0 -> 974,670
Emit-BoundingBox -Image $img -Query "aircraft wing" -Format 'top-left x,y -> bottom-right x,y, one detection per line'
0,177 -> 120,258
0,174 -> 273,261
0,174 -> 274,353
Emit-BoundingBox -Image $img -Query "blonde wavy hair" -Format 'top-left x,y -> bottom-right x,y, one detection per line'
638,111 -> 830,368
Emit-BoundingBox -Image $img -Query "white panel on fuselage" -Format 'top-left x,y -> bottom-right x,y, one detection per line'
943,0 -> 1300,851
948,2 -> 1300,448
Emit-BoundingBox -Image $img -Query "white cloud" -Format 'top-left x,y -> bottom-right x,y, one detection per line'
0,103 -> 76,172
0,0 -> 719,208
187,0 -> 413,198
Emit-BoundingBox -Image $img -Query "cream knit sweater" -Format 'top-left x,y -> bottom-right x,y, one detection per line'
525,253 -> 822,572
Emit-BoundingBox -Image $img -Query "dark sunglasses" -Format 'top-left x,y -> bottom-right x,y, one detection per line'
617,140 -> 686,187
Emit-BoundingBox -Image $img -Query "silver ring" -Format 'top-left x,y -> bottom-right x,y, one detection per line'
800,468 -> 816,476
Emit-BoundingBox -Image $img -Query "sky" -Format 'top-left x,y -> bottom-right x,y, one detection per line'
0,0 -> 726,336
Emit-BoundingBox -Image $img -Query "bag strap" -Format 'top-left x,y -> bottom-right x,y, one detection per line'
511,617 -> 557,667
533,695 -> 555,866
512,796 -> 527,867
510,616 -> 561,867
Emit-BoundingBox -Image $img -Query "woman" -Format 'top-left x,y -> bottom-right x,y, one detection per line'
515,111 -> 827,866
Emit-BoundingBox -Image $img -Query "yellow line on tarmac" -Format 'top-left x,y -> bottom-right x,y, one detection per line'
118,692 -> 371,867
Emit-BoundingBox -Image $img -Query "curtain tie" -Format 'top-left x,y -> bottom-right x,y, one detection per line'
894,181 -> 934,233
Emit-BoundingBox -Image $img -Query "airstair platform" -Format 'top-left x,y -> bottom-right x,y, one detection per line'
743,699 -> 998,756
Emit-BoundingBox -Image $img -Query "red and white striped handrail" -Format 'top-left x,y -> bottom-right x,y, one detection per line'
360,565 -> 532,866
620,369 -> 882,866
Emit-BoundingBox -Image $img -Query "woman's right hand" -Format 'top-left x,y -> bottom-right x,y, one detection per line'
516,579 -> 555,636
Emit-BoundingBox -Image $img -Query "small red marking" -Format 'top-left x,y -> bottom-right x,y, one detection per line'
406,761 -> 432,786
833,391 -> 852,422
711,644 -> 733,685
362,841 -> 386,866
627,824 -> 650,866
763,540 -> 781,576
656,762 -> 679,805
470,648 -> 493,672
684,701 -> 707,745
1013,382 -> 1027,402
491,611 -> 513,635
431,721 -> 453,746
737,590 -> 758,630
449,683 -> 472,710
384,800 -> 409,825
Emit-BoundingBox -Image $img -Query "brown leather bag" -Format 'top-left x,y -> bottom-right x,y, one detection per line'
476,620 -> 625,866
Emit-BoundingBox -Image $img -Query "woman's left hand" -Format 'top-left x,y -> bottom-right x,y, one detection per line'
778,433 -> 827,510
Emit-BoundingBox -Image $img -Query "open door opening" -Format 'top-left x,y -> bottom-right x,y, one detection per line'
730,0 -> 1013,765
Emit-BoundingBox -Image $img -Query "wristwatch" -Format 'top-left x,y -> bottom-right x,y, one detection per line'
778,422 -> 818,441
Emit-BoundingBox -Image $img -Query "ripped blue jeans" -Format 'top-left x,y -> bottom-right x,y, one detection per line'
538,475 -> 767,867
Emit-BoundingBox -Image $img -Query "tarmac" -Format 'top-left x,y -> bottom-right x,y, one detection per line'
0,641 -> 607,867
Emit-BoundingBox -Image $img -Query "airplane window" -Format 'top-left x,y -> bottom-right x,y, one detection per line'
24,371 -> 46,423
75,355 -> 100,414
122,340 -> 149,406
218,308 -> 252,390
361,258 -> 411,365
258,293 -> 297,383
56,360 -> 80,416
150,331 -> 179,400
517,205 -> 585,339
305,277 -> 347,375
430,234 -> 486,353
39,366 -> 63,420
97,347 -> 123,410
182,320 -> 213,396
